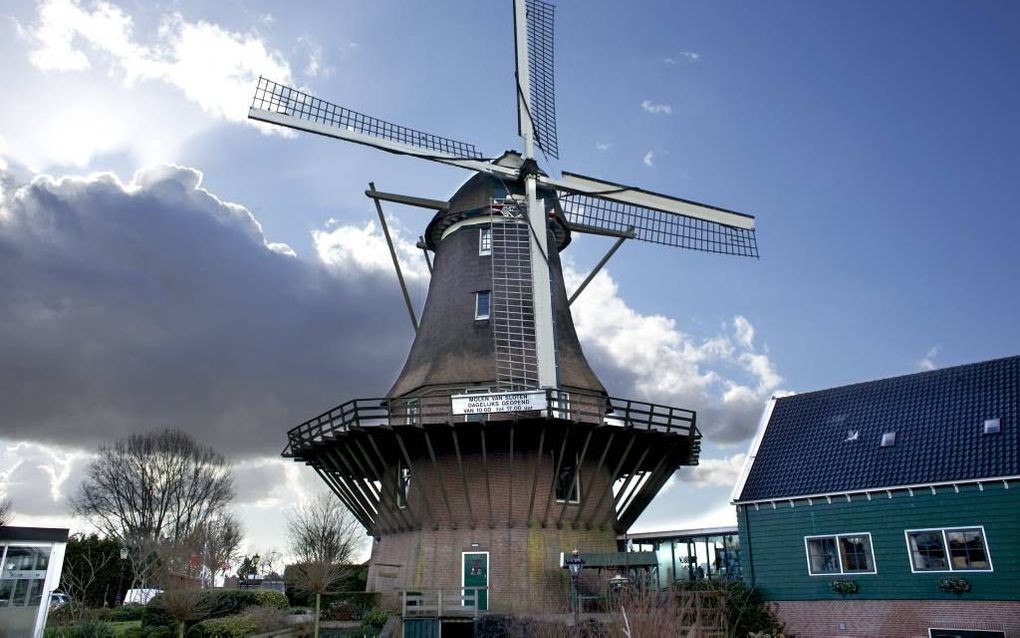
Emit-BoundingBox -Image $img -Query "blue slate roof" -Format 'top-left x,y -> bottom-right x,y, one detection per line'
736,355 -> 1020,502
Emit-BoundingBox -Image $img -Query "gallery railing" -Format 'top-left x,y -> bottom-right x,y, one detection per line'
284,388 -> 697,457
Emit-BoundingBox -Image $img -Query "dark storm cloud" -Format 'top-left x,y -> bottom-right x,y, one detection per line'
0,164 -> 414,456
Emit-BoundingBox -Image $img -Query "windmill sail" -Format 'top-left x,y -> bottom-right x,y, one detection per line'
490,200 -> 539,390
247,78 -> 515,177
540,171 -> 759,257
523,0 -> 559,158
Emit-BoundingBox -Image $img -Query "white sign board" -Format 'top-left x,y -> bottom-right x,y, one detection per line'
451,390 -> 547,415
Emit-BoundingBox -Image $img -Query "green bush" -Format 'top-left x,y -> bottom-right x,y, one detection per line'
185,615 -> 259,638
43,619 -> 116,638
673,580 -> 783,636
360,608 -> 389,629
111,604 -> 147,622
142,589 -> 289,628
323,600 -> 356,621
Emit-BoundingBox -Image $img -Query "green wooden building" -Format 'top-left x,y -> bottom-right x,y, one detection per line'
732,355 -> 1020,638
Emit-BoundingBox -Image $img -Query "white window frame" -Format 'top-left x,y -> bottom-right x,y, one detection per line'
475,291 -> 491,320
404,398 -> 420,426
479,226 -> 492,256
904,525 -> 994,573
803,532 -> 877,576
395,460 -> 410,510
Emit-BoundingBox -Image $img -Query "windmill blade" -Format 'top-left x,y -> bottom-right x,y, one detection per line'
540,171 -> 759,257
248,77 -> 516,178
524,0 -> 559,159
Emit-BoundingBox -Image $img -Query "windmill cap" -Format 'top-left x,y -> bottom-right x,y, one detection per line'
423,153 -> 571,250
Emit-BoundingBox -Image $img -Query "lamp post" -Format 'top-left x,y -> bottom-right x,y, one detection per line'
115,546 -> 129,606
565,548 -> 585,627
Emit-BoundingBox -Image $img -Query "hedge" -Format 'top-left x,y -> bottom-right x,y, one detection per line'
185,615 -> 260,638
142,589 -> 289,629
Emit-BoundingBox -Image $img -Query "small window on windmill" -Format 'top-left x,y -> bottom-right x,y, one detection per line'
479,226 -> 492,256
475,290 -> 491,320
983,418 -> 1001,435
880,432 -> 897,447
845,430 -> 859,442
396,460 -> 411,510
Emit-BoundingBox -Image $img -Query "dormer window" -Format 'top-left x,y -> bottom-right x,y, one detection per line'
880,432 -> 896,447
983,418 -> 1001,435
479,226 -> 492,256
475,291 -> 491,320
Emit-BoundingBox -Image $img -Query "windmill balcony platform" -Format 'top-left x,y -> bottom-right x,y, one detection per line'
282,389 -> 700,535
283,388 -> 698,460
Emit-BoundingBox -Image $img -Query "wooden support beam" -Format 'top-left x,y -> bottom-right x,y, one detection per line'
573,430 -> 616,529
507,424 -> 515,528
422,429 -> 456,529
353,435 -> 412,532
394,430 -> 437,530
324,448 -> 381,529
541,429 -> 571,526
313,466 -> 371,531
611,447 -> 652,512
587,436 -> 635,530
480,427 -> 495,529
557,428 -> 592,528
526,426 -> 547,526
366,432 -> 420,530
339,442 -> 400,534
314,454 -> 371,525
450,426 -> 476,529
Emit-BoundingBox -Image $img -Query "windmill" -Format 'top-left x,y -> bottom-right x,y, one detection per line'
254,0 -> 757,616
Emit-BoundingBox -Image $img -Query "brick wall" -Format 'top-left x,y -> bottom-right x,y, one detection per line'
771,600 -> 1020,637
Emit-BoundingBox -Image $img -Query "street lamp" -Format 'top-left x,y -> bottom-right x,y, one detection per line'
565,549 -> 585,627
115,546 -> 129,606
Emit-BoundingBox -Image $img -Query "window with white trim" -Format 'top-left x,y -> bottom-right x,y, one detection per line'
396,460 -> 411,510
475,291 -> 491,320
555,454 -> 580,503
906,527 -> 991,572
479,227 -> 492,256
804,533 -> 876,575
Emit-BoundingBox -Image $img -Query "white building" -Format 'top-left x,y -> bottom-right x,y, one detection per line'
0,527 -> 69,638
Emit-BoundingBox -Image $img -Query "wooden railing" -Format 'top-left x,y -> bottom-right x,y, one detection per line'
400,588 -> 489,618
285,388 -> 697,458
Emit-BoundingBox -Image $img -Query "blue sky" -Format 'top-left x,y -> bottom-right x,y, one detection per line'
1,0 -> 1018,553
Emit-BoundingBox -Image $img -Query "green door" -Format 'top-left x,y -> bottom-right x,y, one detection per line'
462,552 -> 488,611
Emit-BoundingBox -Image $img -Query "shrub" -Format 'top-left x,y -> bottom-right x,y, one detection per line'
242,605 -> 289,633
111,604 -> 147,622
323,600 -> 356,621
830,579 -> 858,595
674,580 -> 783,636
143,589 -> 290,628
360,608 -> 390,629
185,615 -> 259,638
43,620 -> 116,638
938,577 -> 971,594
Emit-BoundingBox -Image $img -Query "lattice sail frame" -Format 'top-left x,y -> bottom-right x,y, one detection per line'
251,77 -> 483,159
490,199 -> 539,391
558,192 -> 759,257
525,0 -> 559,159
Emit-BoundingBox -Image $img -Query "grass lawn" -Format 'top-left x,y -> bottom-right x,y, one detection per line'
109,621 -> 141,636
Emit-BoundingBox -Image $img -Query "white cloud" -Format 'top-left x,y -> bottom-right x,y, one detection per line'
641,99 -> 672,115
313,218 -> 429,284
733,315 -> 755,349
566,266 -> 784,442
0,162 -> 416,454
680,453 -> 746,488
643,151 -> 655,167
918,346 -> 940,371
596,142 -> 611,152
25,0 -> 293,125
297,36 -> 332,78
663,52 -> 699,65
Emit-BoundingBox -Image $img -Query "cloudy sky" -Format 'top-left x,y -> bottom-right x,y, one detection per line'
1,0 -> 1018,559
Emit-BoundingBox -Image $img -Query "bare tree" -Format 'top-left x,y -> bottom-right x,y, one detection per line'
189,514 -> 244,587
60,534 -> 115,620
287,493 -> 363,638
0,497 -> 11,527
72,429 -> 234,544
